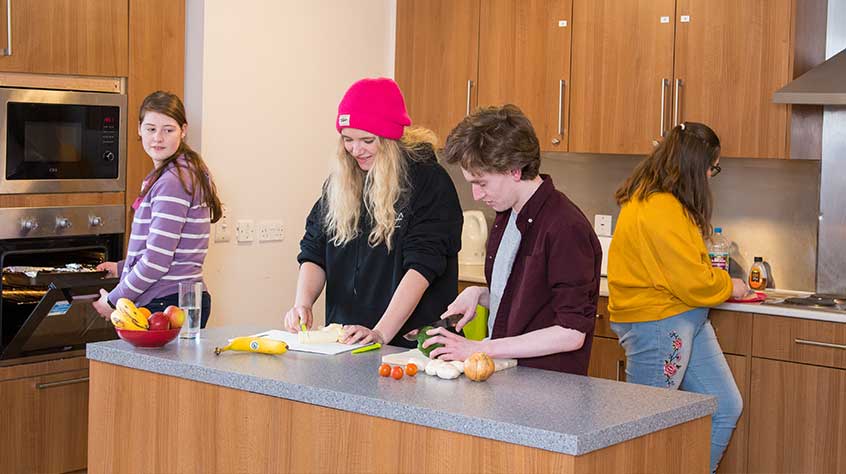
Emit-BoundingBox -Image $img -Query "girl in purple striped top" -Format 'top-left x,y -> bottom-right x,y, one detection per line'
92,91 -> 222,327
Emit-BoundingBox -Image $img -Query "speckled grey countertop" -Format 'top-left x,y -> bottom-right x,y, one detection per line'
87,325 -> 715,456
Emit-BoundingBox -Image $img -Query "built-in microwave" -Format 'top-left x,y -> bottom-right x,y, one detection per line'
0,88 -> 127,194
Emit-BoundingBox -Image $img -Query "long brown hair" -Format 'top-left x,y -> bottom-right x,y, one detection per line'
615,122 -> 720,235
138,91 -> 223,223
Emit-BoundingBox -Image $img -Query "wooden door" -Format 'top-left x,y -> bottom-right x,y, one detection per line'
0,368 -> 90,473
569,0 -> 675,154
717,354 -> 749,474
477,0 -> 572,152
673,0 -> 793,158
748,358 -> 846,473
395,0 -> 480,145
0,0 -> 128,76
587,336 -> 626,382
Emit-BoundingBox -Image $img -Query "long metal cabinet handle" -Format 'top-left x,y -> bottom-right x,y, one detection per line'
465,80 -> 473,116
673,78 -> 683,126
795,338 -> 846,350
36,376 -> 89,390
615,360 -> 624,381
659,78 -> 669,137
1,0 -> 10,56
557,79 -> 566,136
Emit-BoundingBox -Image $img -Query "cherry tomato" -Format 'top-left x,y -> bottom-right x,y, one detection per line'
391,365 -> 404,380
378,363 -> 391,377
405,363 -> 418,377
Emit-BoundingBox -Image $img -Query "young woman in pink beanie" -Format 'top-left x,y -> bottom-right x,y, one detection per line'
283,78 -> 464,348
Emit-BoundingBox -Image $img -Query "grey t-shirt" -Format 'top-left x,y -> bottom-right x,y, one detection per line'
487,210 -> 522,336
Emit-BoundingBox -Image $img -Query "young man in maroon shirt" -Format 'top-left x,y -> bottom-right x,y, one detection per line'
422,105 -> 602,375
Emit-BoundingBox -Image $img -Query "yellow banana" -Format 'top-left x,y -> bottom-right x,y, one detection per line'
214,337 -> 288,355
116,298 -> 149,329
110,309 -> 146,331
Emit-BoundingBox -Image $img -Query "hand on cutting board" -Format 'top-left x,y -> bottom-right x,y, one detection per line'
423,327 -> 484,361
283,305 -> 313,333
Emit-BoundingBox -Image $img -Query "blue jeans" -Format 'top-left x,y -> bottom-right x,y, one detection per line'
611,308 -> 742,474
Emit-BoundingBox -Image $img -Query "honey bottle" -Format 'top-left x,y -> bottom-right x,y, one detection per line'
748,257 -> 768,291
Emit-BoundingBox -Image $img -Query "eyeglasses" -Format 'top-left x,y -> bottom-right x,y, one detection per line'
709,164 -> 721,177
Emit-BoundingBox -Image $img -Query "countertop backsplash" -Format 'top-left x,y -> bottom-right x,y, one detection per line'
443,152 -> 820,292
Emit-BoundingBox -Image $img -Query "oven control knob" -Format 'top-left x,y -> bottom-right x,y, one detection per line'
90,216 -> 104,227
56,217 -> 73,230
20,218 -> 39,233
103,150 -> 115,161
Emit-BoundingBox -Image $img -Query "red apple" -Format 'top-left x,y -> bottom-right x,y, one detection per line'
148,312 -> 171,331
164,305 -> 185,329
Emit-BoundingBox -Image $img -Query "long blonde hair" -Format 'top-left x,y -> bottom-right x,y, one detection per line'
324,127 -> 437,251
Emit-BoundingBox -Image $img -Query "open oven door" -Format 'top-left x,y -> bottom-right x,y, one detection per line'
0,277 -> 119,360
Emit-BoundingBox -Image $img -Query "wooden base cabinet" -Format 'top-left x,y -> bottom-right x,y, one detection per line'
587,336 -> 626,382
748,358 -> 846,473
0,356 -> 90,474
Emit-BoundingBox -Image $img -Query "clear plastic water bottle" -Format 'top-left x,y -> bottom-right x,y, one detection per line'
708,227 -> 730,271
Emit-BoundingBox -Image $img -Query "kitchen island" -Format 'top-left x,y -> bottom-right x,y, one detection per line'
87,326 -> 715,474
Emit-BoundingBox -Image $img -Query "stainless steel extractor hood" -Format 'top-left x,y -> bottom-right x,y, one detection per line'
773,47 -> 846,105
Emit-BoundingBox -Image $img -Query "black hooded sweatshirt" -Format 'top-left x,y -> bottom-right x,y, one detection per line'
298,145 -> 463,348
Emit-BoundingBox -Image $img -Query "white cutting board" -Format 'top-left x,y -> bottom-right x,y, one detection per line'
382,349 -> 517,373
250,330 -> 366,355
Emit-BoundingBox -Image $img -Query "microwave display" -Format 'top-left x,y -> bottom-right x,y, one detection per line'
6,101 -> 120,180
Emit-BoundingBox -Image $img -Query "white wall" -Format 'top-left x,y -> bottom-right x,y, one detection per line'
185,0 -> 397,328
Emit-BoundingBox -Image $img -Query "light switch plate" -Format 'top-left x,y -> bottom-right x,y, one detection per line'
594,214 -> 612,237
213,205 -> 230,242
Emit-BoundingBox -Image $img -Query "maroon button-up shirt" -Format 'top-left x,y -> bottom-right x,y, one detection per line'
485,175 -> 601,374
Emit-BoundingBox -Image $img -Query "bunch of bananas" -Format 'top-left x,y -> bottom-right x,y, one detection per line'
110,298 -> 150,331
214,336 -> 288,355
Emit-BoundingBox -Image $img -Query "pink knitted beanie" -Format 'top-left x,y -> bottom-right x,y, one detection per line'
336,78 -> 411,140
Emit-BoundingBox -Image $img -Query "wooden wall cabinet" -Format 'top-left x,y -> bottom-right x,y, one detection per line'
477,0 -> 572,152
568,0 -> 675,155
399,0 -> 826,159
395,0 -> 480,145
570,0 -> 822,158
0,356 -> 89,474
396,0 -> 572,151
0,0 -> 128,77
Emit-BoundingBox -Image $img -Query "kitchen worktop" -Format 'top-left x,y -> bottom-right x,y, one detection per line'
460,265 -> 844,324
87,326 -> 715,456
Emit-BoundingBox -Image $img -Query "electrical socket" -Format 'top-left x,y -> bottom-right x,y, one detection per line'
594,214 -> 612,237
235,219 -> 255,242
257,220 -> 284,242
213,205 -> 230,242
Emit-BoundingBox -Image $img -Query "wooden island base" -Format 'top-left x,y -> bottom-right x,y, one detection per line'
88,361 -> 709,473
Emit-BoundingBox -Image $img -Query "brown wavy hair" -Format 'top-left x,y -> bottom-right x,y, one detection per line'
138,91 -> 223,223
615,122 -> 720,235
442,104 -> 540,179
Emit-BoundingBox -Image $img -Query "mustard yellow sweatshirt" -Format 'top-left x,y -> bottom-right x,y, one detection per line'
608,192 -> 732,323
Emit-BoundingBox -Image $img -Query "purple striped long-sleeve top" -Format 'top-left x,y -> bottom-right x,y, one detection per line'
108,158 -> 210,306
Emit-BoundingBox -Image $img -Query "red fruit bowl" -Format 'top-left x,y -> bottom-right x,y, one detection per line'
116,328 -> 180,348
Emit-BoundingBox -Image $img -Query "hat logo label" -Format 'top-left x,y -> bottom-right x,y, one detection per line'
338,114 -> 350,126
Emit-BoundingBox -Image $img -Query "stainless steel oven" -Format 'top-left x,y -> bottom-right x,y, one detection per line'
0,204 -> 124,360
0,88 -> 126,194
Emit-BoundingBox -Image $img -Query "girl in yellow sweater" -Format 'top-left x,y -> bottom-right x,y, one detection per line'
608,122 -> 748,474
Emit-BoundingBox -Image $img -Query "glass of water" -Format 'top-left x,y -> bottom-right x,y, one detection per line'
178,281 -> 202,339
